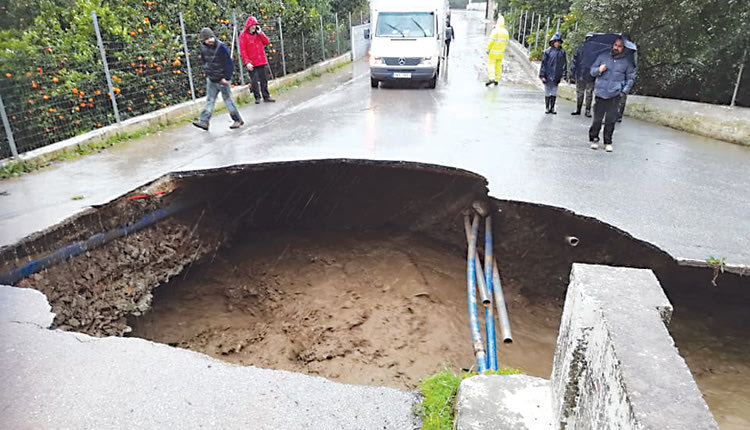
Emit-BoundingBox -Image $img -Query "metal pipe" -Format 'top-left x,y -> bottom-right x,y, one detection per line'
492,257 -> 513,343
0,203 -> 187,285
320,15 -> 326,60
92,11 -> 121,123
0,94 -> 19,157
566,235 -> 579,247
534,14 -> 541,53
463,214 -> 491,305
731,49 -> 746,107
335,13 -> 340,56
484,216 -> 498,370
278,17 -> 287,76
466,214 -> 488,372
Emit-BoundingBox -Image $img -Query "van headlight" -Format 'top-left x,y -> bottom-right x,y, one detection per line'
421,56 -> 436,66
370,57 -> 384,66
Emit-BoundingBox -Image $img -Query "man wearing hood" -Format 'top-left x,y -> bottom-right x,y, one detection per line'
569,32 -> 595,117
485,16 -> 509,86
588,37 -> 636,152
192,27 -> 244,131
239,16 -> 276,104
539,32 -> 567,114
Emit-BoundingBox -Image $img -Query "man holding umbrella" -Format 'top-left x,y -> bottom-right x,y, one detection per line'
588,37 -> 636,152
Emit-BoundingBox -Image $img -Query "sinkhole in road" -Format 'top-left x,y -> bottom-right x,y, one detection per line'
1,160 -> 748,426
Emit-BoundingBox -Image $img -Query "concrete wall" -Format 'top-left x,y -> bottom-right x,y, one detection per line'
2,53 -> 353,167
506,40 -> 750,146
551,264 -> 718,429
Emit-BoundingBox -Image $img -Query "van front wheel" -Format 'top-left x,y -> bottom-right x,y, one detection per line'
426,75 -> 437,89
370,78 -> 379,88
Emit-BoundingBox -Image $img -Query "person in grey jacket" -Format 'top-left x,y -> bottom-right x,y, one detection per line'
588,37 -> 635,152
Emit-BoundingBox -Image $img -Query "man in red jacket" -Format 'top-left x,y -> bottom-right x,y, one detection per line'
239,16 -> 276,104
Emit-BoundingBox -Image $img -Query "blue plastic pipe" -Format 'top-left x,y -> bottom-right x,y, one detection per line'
0,204 -> 185,285
484,216 -> 498,371
463,217 -> 491,305
465,213 -> 487,372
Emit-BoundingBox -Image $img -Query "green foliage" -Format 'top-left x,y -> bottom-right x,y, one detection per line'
706,256 -> 726,286
416,367 -> 521,430
570,0 -> 748,105
499,0 -> 747,106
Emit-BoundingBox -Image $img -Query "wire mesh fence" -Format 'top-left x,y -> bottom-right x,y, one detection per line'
0,9 -> 357,159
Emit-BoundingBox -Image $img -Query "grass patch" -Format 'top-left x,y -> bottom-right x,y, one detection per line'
416,367 -> 521,430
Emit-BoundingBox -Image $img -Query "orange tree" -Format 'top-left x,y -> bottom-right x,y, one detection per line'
0,0 -> 333,156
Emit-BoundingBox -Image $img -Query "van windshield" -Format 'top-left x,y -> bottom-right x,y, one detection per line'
375,12 -> 435,38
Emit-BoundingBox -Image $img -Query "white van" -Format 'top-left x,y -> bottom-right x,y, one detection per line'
367,0 -> 449,89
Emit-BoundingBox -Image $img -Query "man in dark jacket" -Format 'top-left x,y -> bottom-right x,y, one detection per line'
192,27 -> 244,131
539,33 -> 567,114
588,37 -> 635,152
569,32 -> 595,117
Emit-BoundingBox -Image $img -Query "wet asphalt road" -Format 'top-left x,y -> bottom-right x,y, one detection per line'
1,10 -> 748,266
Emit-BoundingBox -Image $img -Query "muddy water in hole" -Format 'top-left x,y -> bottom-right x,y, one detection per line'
129,230 -> 748,428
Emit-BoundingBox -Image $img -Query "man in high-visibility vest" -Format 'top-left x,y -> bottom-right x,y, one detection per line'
486,16 -> 510,86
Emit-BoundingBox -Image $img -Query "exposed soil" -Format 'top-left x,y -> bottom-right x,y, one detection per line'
2,160 -> 748,427
129,228 -> 561,389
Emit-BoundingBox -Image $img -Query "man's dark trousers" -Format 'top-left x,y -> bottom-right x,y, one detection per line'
589,96 -> 620,144
249,65 -> 271,100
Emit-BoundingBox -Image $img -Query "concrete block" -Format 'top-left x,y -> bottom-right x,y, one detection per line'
551,263 -> 718,429
454,374 -> 553,430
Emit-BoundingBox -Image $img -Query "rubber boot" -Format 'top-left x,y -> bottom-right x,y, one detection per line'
544,97 -> 550,114
550,96 -> 557,114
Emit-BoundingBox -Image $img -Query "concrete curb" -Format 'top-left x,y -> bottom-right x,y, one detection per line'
2,53 -> 353,167
506,41 -> 750,146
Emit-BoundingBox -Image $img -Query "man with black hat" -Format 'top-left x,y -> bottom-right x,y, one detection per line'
588,37 -> 636,152
569,32 -> 595,117
192,27 -> 244,131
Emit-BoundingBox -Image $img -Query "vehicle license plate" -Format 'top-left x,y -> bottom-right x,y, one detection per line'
393,72 -> 412,78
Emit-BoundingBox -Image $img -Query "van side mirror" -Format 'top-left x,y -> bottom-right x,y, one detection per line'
364,29 -> 370,39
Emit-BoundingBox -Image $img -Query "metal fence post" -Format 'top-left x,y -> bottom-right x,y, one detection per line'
731,49 -> 746,107
179,12 -> 196,100
522,10 -> 529,48
349,12 -> 353,60
92,11 -> 121,123
517,11 -> 523,42
534,14 -> 541,53
233,11 -> 245,84
320,15 -> 326,60
529,12 -> 535,47
335,13 -> 340,56
0,94 -> 19,158
360,10 -> 363,25
556,17 -> 561,33
278,17 -> 287,76
545,17 -> 550,44
302,30 -> 306,69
